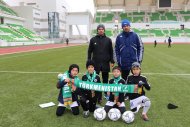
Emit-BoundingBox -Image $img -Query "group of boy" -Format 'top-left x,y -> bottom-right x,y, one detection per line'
56,61 -> 151,121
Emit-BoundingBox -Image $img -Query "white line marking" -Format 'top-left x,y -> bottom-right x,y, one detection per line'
0,71 -> 60,74
0,71 -> 190,76
142,73 -> 190,76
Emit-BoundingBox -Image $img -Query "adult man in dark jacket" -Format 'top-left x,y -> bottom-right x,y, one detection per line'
115,19 -> 144,81
88,24 -> 114,103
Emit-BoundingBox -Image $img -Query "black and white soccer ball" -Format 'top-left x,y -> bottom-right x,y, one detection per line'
122,111 -> 135,123
94,108 -> 106,121
108,108 -> 121,121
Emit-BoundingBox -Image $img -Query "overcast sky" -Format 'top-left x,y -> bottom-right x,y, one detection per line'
3,0 -> 95,15
66,0 -> 95,15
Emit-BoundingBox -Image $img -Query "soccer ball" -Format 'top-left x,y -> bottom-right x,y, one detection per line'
122,111 -> 135,124
57,73 -> 63,80
108,108 -> 121,121
94,108 -> 106,121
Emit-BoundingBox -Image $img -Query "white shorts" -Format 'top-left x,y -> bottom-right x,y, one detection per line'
105,101 -> 125,107
130,96 -> 149,110
58,101 -> 78,108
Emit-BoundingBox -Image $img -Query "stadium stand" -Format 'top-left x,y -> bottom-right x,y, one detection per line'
0,25 -> 30,42
0,0 -> 18,16
91,28 -> 190,38
95,11 -> 190,23
0,24 -> 46,42
7,24 -> 46,42
93,10 -> 190,39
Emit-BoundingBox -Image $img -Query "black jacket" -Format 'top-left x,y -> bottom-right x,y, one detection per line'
88,34 -> 114,72
81,74 -> 101,98
108,78 -> 125,103
126,75 -> 151,100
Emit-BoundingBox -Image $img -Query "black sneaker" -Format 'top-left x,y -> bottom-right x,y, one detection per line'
98,100 -> 102,104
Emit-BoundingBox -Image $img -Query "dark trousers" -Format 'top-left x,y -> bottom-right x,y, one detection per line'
96,71 -> 109,101
80,91 -> 99,112
121,69 -> 130,81
168,42 -> 171,48
56,106 -> 79,116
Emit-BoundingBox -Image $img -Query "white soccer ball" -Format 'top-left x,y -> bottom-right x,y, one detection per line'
94,108 -> 106,121
108,108 -> 121,121
122,111 -> 135,124
57,73 -> 63,80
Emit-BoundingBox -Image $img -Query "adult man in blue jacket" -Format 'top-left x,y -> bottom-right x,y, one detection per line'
115,19 -> 144,81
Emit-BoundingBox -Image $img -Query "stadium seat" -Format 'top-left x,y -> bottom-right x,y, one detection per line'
0,24 -> 45,42
7,24 -> 45,41
169,29 -> 184,37
165,12 -> 177,21
0,4 -> 17,16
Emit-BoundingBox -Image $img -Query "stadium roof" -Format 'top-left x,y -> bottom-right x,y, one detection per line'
94,0 -> 190,11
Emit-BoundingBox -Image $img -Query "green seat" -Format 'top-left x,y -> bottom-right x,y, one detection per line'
102,13 -> 114,22
0,24 -> 45,42
184,16 -> 190,21
179,11 -> 190,14
0,4 -> 18,16
165,12 -> 177,21
133,17 -> 144,22
105,29 -> 113,37
150,13 -> 160,21
149,29 -> 164,37
162,29 -> 169,36
95,17 -> 100,23
119,13 -> 132,21
169,29 -> 183,37
133,28 -> 148,37
133,12 -> 145,15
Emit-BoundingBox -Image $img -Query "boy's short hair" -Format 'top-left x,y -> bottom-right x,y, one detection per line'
86,60 -> 95,68
112,66 -> 121,72
69,64 -> 79,73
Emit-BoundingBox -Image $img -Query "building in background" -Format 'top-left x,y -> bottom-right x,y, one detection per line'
11,0 -> 68,39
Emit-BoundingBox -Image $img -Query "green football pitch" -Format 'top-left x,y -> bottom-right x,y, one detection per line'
0,44 -> 190,127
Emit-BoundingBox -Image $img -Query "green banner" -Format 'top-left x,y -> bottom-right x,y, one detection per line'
74,79 -> 138,93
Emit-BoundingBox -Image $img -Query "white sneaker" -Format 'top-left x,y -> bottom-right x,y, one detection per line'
124,96 -> 129,101
133,105 -> 141,114
83,110 -> 90,118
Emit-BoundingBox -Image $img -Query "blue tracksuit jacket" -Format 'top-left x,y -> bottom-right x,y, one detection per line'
115,30 -> 144,70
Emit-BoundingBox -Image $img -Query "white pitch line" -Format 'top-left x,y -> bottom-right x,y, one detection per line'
0,71 -> 60,74
142,73 -> 190,76
0,70 -> 190,76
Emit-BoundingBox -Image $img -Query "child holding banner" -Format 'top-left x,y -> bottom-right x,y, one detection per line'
56,64 -> 80,116
104,66 -> 126,114
126,62 -> 151,121
80,60 -> 101,118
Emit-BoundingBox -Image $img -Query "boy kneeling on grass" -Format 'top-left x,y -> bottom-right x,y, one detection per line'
126,62 -> 151,121
80,60 -> 101,118
104,66 -> 126,114
56,64 -> 80,116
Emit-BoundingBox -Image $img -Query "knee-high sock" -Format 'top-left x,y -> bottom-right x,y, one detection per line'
142,100 -> 151,114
